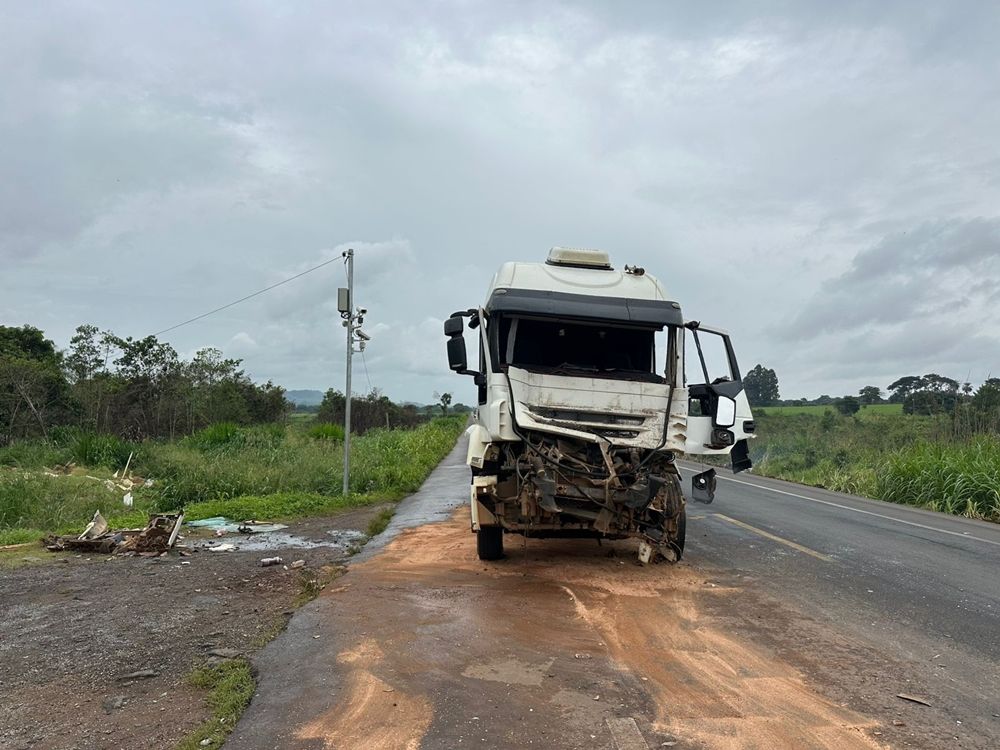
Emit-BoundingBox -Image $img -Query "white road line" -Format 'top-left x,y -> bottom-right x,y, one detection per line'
606,717 -> 650,750
685,468 -> 1000,549
712,512 -> 833,562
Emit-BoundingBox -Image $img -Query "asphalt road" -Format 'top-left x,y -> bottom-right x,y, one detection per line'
675,459 -> 1000,745
227,443 -> 1000,749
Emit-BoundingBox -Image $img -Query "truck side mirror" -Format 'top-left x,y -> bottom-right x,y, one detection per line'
444,315 -> 469,372
447,336 -> 468,372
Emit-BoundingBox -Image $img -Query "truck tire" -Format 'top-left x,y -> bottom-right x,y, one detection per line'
477,526 -> 504,560
674,508 -> 687,559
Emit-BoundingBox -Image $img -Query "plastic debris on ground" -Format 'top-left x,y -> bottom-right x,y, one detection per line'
187,517 -> 289,535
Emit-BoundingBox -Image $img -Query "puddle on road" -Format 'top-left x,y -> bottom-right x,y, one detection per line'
191,528 -> 367,553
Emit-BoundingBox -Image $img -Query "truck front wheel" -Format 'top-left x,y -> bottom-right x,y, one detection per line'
673,508 -> 687,559
476,526 -> 504,560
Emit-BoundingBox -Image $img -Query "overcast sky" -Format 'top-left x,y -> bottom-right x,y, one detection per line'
3,1 -> 999,403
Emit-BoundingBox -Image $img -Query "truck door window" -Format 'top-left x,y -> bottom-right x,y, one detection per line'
685,329 -> 736,416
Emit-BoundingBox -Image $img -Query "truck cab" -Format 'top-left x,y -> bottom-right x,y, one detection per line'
444,247 -> 754,562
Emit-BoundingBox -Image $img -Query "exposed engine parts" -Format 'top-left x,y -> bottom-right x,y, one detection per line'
483,432 -> 686,562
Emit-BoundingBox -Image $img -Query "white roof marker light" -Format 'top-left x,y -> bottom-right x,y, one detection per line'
546,246 -> 612,269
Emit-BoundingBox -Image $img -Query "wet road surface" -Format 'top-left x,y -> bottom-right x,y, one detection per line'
227,442 -> 1000,749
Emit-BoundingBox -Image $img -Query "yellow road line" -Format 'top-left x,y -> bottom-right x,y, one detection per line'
713,513 -> 833,562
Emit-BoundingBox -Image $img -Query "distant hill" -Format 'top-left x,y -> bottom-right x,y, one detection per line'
285,389 -> 325,407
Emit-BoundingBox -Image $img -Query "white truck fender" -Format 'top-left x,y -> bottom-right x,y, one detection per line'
465,423 -> 493,469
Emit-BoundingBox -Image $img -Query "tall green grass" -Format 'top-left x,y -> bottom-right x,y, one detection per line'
872,438 -> 1000,520
0,416 -> 466,541
749,412 -> 1000,522
758,403 -> 903,417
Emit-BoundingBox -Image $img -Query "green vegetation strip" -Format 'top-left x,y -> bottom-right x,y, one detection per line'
746,412 -> 1000,522
0,416 -> 466,541
175,660 -> 255,750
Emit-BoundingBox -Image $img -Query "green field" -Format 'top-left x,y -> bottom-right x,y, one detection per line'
0,416 -> 467,545
757,403 -> 902,416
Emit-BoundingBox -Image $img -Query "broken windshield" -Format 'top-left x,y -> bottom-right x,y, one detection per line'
506,317 -> 662,381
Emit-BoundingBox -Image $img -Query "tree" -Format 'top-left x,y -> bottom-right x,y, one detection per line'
742,364 -> 779,406
887,375 -> 922,403
438,392 -> 452,415
972,378 -> 1000,414
835,396 -> 861,415
317,389 -> 347,424
888,373 -> 961,415
65,325 -> 104,383
858,386 -> 882,405
0,325 -> 73,441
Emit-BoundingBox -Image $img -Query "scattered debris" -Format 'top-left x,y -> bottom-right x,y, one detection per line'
290,559 -> 306,569
239,521 -> 289,534
260,556 -> 283,567
188,517 -> 288,535
45,513 -> 184,556
892,719 -> 906,726
209,543 -> 238,553
123,491 -> 134,507
896,693 -> 932,707
79,511 -> 109,540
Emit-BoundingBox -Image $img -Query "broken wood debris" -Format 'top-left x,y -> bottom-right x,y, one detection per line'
896,693 -> 932,706
45,513 -> 185,556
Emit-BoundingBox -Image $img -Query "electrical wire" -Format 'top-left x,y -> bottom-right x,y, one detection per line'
360,348 -> 374,393
152,255 -> 342,336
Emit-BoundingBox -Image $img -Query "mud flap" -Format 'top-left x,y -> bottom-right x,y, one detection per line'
691,468 -> 717,504
731,439 -> 752,473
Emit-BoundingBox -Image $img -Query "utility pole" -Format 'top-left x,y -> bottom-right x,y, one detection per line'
337,249 -> 370,496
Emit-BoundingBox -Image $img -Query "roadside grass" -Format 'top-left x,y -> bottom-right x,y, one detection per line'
0,416 -> 466,540
294,564 -> 346,608
175,660 -> 255,750
748,412 -> 1000,522
366,507 -> 395,538
0,527 -> 48,546
307,422 -> 344,441
174,563 -> 346,750
0,470 -> 155,538
757,403 -> 903,417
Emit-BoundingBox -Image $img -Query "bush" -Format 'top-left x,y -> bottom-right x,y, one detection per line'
308,423 -> 345,441
68,432 -> 135,469
184,423 -> 286,452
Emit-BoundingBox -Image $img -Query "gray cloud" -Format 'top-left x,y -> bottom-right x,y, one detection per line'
3,1 -> 1000,401
781,218 -> 1000,340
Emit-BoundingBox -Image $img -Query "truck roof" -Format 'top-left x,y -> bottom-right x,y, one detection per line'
486,253 -> 671,304
483,249 -> 682,327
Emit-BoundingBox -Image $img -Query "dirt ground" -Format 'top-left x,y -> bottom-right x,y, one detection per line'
0,506 -> 388,750
230,505 -> 950,750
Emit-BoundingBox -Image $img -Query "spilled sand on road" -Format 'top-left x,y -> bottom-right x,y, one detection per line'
308,507 -> 884,750
297,637 -> 432,750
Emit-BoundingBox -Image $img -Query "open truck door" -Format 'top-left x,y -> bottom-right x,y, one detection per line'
683,323 -> 754,501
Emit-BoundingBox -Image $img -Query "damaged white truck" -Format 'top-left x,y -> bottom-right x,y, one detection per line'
444,247 -> 754,562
